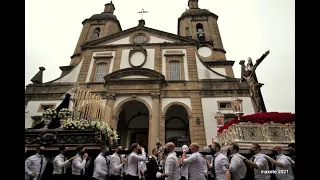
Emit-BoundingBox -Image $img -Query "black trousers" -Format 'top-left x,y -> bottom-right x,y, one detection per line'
124,174 -> 139,180
52,174 -> 68,180
71,174 -> 86,180
109,174 -> 122,180
180,176 -> 187,180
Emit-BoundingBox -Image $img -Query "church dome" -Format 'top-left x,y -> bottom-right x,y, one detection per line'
180,8 -> 217,18
89,12 -> 118,21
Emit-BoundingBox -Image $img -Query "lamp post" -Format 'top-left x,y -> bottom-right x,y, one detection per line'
215,112 -> 225,128
231,96 -> 244,120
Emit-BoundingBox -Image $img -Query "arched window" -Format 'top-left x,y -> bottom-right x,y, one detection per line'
169,60 -> 181,80
93,63 -> 107,82
196,23 -> 206,41
91,27 -> 100,40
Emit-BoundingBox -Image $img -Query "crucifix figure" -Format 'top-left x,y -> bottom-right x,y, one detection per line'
137,8 -> 148,20
240,50 -> 270,113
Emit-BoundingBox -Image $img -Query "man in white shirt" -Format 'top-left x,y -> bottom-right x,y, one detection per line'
242,143 -> 270,180
71,145 -> 89,180
156,142 -> 181,180
25,145 -> 48,180
92,145 -> 110,180
52,145 -> 77,180
181,143 -> 206,180
227,142 -> 247,180
124,143 -> 147,180
109,144 -> 126,180
266,146 -> 295,180
207,142 -> 231,180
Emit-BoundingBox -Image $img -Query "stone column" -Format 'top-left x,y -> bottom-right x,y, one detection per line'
106,93 -> 116,128
148,93 -> 160,154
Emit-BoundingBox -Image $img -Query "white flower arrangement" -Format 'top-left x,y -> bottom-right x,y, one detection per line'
58,108 -> 72,119
62,119 -> 119,141
42,108 -> 57,120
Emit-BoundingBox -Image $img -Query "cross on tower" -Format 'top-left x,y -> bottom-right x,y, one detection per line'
137,8 -> 148,20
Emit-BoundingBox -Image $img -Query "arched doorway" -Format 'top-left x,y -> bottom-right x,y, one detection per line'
165,105 -> 190,147
116,100 -> 150,151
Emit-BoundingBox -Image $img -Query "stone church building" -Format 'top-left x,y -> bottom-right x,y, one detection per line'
25,0 -> 263,151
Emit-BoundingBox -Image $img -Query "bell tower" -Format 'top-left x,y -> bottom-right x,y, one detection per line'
178,0 -> 226,60
70,1 -> 122,66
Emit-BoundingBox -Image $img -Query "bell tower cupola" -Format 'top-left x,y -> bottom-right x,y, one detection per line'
178,0 -> 226,60
70,1 -> 122,66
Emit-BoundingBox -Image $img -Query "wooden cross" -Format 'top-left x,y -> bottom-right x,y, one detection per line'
138,8 -> 148,20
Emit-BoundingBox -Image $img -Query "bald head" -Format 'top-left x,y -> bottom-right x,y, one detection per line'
166,142 -> 175,152
273,145 -> 282,151
190,143 -> 200,153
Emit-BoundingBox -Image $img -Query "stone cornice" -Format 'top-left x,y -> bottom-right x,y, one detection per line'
82,42 -> 198,50
204,61 -> 235,67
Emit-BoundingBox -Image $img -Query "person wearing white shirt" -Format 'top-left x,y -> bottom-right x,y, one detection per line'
52,145 -> 77,180
109,144 -> 126,180
181,143 -> 206,180
25,145 -> 48,180
266,146 -> 295,180
156,142 -> 181,180
71,146 -> 89,180
92,145 -> 110,180
242,143 -> 270,180
124,143 -> 147,180
207,142 -> 231,180
179,145 -> 189,180
139,159 -> 148,179
227,142 -> 247,180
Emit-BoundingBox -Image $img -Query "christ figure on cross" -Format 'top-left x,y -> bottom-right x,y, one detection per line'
138,8 -> 148,20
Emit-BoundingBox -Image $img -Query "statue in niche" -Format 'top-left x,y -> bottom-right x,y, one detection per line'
197,28 -> 205,37
240,50 -> 270,112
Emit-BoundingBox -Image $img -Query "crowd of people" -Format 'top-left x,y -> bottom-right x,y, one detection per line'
25,138 -> 295,180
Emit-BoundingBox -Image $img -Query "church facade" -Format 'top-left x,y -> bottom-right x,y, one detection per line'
25,0 -> 263,151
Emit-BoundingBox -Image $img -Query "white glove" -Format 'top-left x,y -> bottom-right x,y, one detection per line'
182,145 -> 189,152
156,172 -> 162,178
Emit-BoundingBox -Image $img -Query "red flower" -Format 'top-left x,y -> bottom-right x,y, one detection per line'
217,112 -> 295,133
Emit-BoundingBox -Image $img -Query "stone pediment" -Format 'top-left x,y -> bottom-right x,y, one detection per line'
81,26 -> 198,47
104,68 -> 165,84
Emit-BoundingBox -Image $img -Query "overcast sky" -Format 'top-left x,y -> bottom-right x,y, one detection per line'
25,0 -> 295,113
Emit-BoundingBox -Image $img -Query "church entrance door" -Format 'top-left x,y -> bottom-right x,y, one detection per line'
116,100 -> 150,152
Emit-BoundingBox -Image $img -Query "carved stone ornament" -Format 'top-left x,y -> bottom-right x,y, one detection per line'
128,46 -> 147,67
151,93 -> 160,99
106,93 -> 116,100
